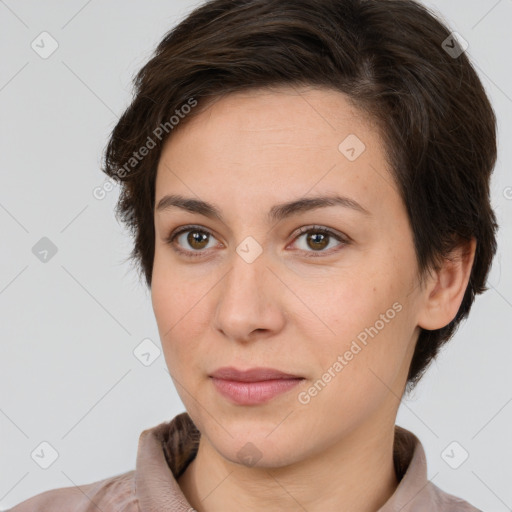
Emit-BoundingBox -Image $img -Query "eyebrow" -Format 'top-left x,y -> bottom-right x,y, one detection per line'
155,193 -> 371,223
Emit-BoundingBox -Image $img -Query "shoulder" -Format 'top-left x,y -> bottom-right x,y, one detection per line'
427,480 -> 483,512
6,470 -> 138,512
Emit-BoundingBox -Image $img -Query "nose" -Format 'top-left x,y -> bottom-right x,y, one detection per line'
213,248 -> 287,344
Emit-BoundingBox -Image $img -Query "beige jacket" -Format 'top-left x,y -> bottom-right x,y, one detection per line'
7,412 -> 482,511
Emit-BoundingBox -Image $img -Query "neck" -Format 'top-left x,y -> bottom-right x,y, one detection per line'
177,416 -> 399,512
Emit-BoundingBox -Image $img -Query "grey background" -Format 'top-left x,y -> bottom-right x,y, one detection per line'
1,0 -> 511,510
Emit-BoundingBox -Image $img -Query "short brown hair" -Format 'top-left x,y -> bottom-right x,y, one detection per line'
102,0 -> 498,391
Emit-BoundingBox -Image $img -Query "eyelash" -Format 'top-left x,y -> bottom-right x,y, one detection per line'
165,224 -> 349,259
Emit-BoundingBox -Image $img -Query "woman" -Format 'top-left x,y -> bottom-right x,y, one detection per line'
8,0 -> 498,510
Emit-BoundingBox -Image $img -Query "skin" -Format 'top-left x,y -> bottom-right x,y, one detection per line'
151,85 -> 476,512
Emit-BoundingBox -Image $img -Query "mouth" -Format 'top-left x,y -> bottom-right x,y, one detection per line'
209,366 -> 305,405
209,366 -> 303,381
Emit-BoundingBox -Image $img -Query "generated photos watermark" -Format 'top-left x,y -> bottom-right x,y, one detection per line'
298,301 -> 403,405
93,97 -> 198,200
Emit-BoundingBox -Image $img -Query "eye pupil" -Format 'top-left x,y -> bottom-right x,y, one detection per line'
188,231 -> 209,249
307,232 -> 328,250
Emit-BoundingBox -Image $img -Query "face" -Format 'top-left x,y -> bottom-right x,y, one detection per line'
151,86 -> 425,467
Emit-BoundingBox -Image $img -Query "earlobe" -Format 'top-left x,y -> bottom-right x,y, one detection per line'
417,237 -> 477,331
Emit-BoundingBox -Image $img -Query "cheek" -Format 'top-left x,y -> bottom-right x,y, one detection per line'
151,253 -> 194,332
307,262 -> 413,389
311,270 -> 400,343
151,267 -> 175,336
151,263 -> 210,375
301,308 -> 412,434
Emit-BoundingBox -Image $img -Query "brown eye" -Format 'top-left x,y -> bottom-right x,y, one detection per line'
186,230 -> 210,250
291,226 -> 348,256
166,224 -> 348,259
166,226 -> 218,257
305,232 -> 329,251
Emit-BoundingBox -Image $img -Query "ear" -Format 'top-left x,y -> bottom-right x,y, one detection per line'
417,237 -> 477,331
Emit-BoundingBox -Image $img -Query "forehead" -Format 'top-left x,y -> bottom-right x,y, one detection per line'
172,85 -> 376,145
155,85 -> 401,223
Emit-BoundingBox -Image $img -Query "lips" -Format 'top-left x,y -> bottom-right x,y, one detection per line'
209,366 -> 304,405
209,366 -> 302,382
